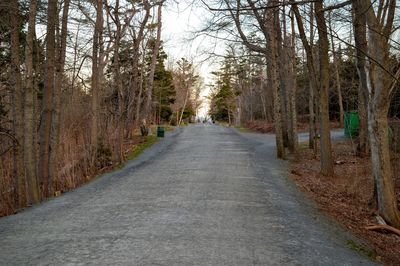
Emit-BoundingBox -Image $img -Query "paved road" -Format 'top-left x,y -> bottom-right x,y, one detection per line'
0,125 -> 376,265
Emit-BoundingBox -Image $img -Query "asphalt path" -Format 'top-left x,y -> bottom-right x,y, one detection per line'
0,124 -> 376,265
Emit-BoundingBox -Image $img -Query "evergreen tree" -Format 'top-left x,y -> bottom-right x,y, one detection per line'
150,44 -> 175,122
209,57 -> 236,123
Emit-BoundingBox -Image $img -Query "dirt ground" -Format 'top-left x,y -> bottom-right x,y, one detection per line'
290,139 -> 400,265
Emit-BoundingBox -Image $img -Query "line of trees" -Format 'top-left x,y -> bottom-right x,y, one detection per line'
204,0 -> 400,227
0,0 -> 202,216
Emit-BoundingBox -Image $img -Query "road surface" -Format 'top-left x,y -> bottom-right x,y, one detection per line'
0,125 -> 376,265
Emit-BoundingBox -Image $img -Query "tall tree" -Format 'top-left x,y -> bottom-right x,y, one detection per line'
291,1 -> 318,153
24,0 -> 40,204
38,0 -> 58,197
328,12 -> 344,127
126,0 -> 151,135
362,0 -> 400,226
315,0 -> 334,176
352,0 -> 369,156
50,0 -> 70,191
9,0 -> 25,206
144,1 -> 163,121
90,0 -> 104,164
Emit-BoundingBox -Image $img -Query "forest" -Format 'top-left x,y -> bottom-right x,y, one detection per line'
1,0 -> 400,259
0,0 -> 203,215
204,0 -> 400,228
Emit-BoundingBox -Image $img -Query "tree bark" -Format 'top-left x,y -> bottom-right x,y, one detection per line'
38,0 -> 58,197
144,2 -> 163,121
363,0 -> 400,226
291,2 -> 318,152
288,13 -> 298,154
352,0 -> 369,156
276,14 -> 289,149
328,12 -> 344,127
24,0 -> 40,204
126,0 -> 151,136
111,0 -> 124,163
50,0 -> 70,192
315,0 -> 334,176
91,0 -> 103,164
10,0 -> 25,207
269,3 -> 285,159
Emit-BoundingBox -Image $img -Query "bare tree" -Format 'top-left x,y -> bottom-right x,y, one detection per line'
90,0 -> 104,164
352,0 -> 369,156
38,0 -> 58,197
50,0 -> 71,192
315,0 -> 334,176
360,0 -> 400,226
10,0 -> 25,206
24,0 -> 40,204
291,2 -> 318,153
144,1 -> 164,121
328,11 -> 344,127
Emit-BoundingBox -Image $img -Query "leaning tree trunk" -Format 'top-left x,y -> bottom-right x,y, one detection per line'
24,0 -> 40,204
38,0 -> 58,197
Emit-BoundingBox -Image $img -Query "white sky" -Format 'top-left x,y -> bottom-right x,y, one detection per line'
162,2 -> 223,118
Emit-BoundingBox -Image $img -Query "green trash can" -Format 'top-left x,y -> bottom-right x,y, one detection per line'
344,111 -> 360,138
157,126 -> 165,138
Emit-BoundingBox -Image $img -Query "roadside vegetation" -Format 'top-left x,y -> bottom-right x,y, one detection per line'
1,1 -> 400,263
203,1 -> 400,264
0,0 -> 202,216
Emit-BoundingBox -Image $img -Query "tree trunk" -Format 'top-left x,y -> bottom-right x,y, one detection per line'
24,0 -> 40,204
135,49 -> 145,127
328,13 -> 344,127
38,0 -> 58,197
91,0 -> 103,164
369,107 -> 400,227
352,0 -> 369,156
10,0 -> 25,207
288,13 -> 298,154
276,12 -> 289,149
291,2 -> 318,152
364,0 -> 400,226
50,0 -> 70,192
126,1 -> 151,136
144,2 -> 163,121
269,4 -> 285,159
112,0 -> 124,163
315,0 -> 334,176
179,89 -> 190,126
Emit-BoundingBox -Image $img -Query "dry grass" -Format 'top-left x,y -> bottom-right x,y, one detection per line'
0,88 -> 167,217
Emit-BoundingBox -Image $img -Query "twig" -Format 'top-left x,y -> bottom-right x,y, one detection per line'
365,224 -> 400,236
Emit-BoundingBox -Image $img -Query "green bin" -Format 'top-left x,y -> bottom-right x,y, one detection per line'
157,126 -> 165,138
344,111 -> 360,138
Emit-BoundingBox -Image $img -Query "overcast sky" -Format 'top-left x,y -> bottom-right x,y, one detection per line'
162,2 -> 224,118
